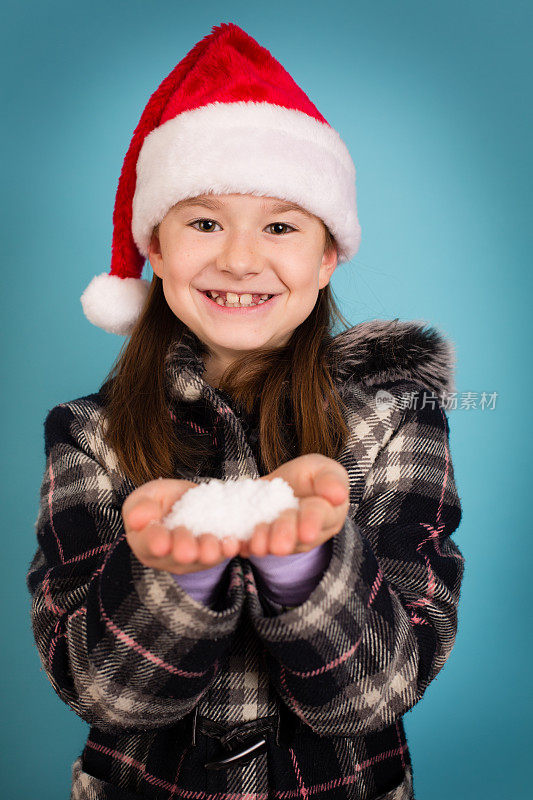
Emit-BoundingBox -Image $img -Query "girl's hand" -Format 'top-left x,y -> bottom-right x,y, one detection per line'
238,454 -> 350,559
122,479 -> 241,575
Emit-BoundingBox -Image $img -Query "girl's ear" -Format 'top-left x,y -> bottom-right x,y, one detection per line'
318,241 -> 338,290
148,229 -> 164,278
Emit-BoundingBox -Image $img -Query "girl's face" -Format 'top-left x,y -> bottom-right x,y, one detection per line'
148,193 -> 338,386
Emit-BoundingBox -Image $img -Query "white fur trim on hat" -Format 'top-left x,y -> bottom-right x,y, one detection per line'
132,101 -> 361,263
80,273 -> 151,336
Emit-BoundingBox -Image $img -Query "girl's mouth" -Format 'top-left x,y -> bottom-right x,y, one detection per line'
198,289 -> 282,315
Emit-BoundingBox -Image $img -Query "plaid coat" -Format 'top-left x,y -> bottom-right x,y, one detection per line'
26,318 -> 465,800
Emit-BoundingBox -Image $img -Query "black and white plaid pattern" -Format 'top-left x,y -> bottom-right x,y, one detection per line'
27,320 -> 464,799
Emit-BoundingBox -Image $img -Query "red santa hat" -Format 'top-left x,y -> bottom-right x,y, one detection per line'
80,22 -> 361,336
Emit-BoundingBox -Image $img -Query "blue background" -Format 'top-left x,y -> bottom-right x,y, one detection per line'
2,0 -> 530,797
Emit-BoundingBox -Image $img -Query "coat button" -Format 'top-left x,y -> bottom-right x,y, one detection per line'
204,735 -> 267,770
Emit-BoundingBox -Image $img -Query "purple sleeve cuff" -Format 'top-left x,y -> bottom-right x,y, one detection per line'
248,539 -> 334,606
170,540 -> 334,609
171,558 -> 231,607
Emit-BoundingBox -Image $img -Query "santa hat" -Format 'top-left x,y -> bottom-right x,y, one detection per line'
80,22 -> 361,336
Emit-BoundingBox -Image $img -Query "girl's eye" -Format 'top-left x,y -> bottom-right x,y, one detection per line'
189,219 -> 296,235
266,222 -> 296,235
189,219 -> 222,233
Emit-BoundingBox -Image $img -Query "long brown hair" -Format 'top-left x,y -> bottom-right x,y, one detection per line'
99,226 -> 354,487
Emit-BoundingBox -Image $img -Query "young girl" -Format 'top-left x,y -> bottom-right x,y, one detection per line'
26,22 -> 465,800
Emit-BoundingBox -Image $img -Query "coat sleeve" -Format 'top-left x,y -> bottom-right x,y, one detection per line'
243,397 -> 465,737
26,404 -> 245,733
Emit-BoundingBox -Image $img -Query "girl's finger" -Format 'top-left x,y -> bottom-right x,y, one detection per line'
145,521 -> 172,558
221,536 -> 241,559
314,470 -> 349,505
270,509 -> 298,555
171,527 -> 198,564
249,522 -> 270,557
301,494 -> 347,540
297,501 -> 324,544
197,533 -> 223,566
264,455 -> 348,504
126,520 -> 164,563
123,479 -> 198,527
238,537 -> 250,558
124,499 -> 161,532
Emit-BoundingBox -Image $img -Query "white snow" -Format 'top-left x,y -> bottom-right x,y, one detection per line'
162,477 -> 299,540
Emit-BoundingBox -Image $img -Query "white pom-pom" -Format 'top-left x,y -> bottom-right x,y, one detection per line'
80,273 -> 151,336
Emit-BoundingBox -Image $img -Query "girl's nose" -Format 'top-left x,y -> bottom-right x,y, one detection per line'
217,232 -> 263,276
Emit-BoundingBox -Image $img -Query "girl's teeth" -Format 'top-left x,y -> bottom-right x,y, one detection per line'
208,290 -> 271,307
227,292 -> 251,305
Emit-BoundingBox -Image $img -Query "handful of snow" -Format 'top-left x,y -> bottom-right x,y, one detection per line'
162,477 -> 299,541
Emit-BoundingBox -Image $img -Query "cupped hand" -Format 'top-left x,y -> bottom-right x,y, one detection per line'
238,454 -> 350,559
121,478 -> 241,575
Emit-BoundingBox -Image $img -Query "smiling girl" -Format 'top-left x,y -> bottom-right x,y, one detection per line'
148,192 -> 337,390
27,22 -> 464,800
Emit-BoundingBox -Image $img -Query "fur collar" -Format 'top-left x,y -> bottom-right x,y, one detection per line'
330,318 -> 457,397
164,318 -> 457,402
